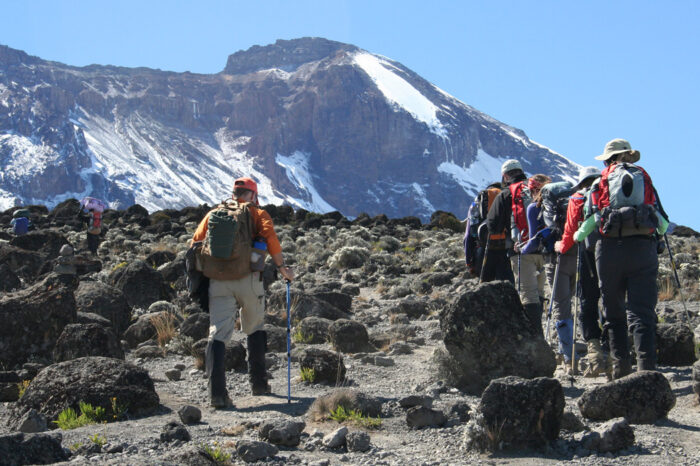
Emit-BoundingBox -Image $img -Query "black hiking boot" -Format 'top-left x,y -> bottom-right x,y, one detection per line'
612,359 -> 633,379
247,330 -> 270,396
206,339 -> 232,408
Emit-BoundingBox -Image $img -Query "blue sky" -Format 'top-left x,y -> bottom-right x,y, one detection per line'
2,0 -> 699,228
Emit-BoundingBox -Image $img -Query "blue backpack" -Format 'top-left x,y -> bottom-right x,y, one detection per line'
11,216 -> 30,235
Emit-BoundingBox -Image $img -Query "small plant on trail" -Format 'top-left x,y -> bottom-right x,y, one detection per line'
69,442 -> 83,452
292,330 -> 313,344
54,402 -> 106,430
300,367 -> 317,383
150,312 -> 176,347
17,380 -> 30,398
89,433 -> 107,447
110,397 -> 128,421
111,261 -> 128,273
328,405 -> 381,429
201,442 -> 232,464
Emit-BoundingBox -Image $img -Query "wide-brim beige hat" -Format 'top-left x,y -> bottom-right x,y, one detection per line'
571,166 -> 600,192
595,138 -> 640,162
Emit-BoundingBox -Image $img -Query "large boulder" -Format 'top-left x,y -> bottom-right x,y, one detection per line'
179,312 -> 210,341
0,243 -> 45,279
581,418 -> 635,453
0,274 -> 78,369
0,432 -> 69,465
259,419 -> 306,446
299,348 -> 346,385
438,281 -> 556,395
123,313 -> 159,348
52,323 -> 124,362
578,371 -> 676,423
10,231 -> 71,260
328,319 -> 376,353
310,291 -> 353,314
656,323 -> 696,366
297,317 -> 332,344
109,260 -> 173,309
75,280 -> 132,335
307,388 -> 382,421
9,356 -> 159,428
263,324 -> 288,352
269,292 -> 350,324
463,376 -> 564,451
0,263 -> 21,292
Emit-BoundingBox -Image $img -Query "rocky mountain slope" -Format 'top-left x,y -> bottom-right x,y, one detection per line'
0,38 -> 580,219
1,202 -> 699,465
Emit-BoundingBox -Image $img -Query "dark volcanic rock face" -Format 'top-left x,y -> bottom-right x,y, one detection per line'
0,39 -> 578,219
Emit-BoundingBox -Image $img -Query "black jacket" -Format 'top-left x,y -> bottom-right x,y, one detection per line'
486,173 -> 527,244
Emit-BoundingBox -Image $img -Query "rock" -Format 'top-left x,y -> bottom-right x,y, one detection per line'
178,405 -> 202,425
224,341 -> 248,372
299,348 -> 346,384
0,263 -> 21,291
161,421 -> 191,443
372,356 -> 395,367
17,409 -> 48,433
0,243 -> 45,280
581,418 -> 635,453
656,323 -> 696,366
123,313 -> 160,348
236,440 -> 278,463
161,444 -> 219,465
179,313 -> 210,341
329,319 -> 376,353
0,273 -> 77,369
263,324 -> 288,352
272,293 -> 350,323
438,281 -> 556,395
447,401 -> 471,422
0,370 -> 21,402
52,323 -> 124,362
133,345 -> 165,359
75,280 -> 132,335
76,311 -> 113,328
392,297 -> 429,319
578,371 -> 676,423
8,356 -> 159,427
259,418 -> 306,446
310,291 -> 353,313
388,341 -> 413,355
693,360 -> 700,405
399,395 -> 433,409
148,300 -> 178,314
109,260 -> 173,309
463,376 -> 564,451
322,426 -> 348,448
10,230 -> 70,260
0,432 -> 68,464
165,369 -> 182,381
308,389 -> 382,420
146,250 -> 176,267
346,431 -> 371,452
297,317 -> 332,344
561,409 -> 585,432
406,406 -> 447,428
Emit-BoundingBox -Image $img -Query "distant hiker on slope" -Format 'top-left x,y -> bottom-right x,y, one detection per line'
10,209 -> 31,236
464,182 -> 514,283
191,177 -> 294,408
555,166 -> 610,378
573,139 -> 668,379
487,160 -> 546,333
80,197 -> 106,255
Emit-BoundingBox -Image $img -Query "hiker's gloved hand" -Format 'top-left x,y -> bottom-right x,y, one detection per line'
554,241 -> 564,254
278,265 -> 295,282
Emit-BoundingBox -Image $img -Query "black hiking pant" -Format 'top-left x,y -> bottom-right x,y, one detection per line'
578,248 -> 604,342
596,236 -> 658,369
87,232 -> 100,254
481,248 -> 514,283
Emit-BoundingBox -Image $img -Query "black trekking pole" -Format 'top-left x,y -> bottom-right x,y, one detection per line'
286,280 -> 291,404
478,236 -> 491,284
663,233 -> 693,328
545,253 -> 561,346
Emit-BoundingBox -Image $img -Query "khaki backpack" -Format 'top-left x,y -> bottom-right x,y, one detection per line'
196,200 -> 254,280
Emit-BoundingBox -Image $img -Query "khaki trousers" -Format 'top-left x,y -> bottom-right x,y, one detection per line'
510,254 -> 546,306
209,272 -> 265,342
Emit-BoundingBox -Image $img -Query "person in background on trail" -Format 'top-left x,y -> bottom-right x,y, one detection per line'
555,166 -> 609,378
573,139 -> 668,379
191,177 -> 294,408
519,174 -> 553,254
84,208 -> 101,255
464,182 -> 514,283
10,210 -> 31,236
487,160 -> 546,332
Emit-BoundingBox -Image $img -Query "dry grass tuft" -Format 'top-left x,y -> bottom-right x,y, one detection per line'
150,312 -> 177,347
658,277 -> 676,301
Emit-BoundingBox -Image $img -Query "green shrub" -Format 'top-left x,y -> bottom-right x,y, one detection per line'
17,380 -> 30,398
300,367 -> 317,383
201,443 -> 232,464
54,402 -> 106,430
112,261 -> 128,273
89,434 -> 106,447
292,330 -> 313,344
328,405 -> 381,429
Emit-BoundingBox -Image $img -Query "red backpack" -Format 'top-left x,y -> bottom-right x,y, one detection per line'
88,211 -> 102,235
509,181 -> 532,242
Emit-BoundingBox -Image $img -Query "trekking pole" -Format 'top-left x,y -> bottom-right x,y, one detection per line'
286,280 -> 291,404
478,236 -> 491,284
664,233 -> 693,328
517,253 -> 521,293
571,244 -> 582,378
544,254 -> 561,345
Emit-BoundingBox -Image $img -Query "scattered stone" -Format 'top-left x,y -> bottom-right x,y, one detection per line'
581,418 -> 635,453
178,405 -> 202,425
329,319 -> 376,353
388,342 -> 413,355
0,371 -> 20,402
263,324 -> 288,352
392,298 -> 429,319
656,323 -> 697,366
372,355 -> 395,367
299,348 -> 346,384
52,323 -> 124,362
133,345 -> 165,359
323,426 -> 348,448
561,409 -> 586,432
438,282 -> 556,395
179,313 -> 210,341
346,431 -> 371,452
16,409 -> 48,433
123,313 -> 160,348
406,406 -> 447,428
578,371 -> 676,423
308,389 -> 382,421
0,263 -> 21,292
0,432 -> 69,464
693,360 -> 700,405
175,363 -> 186,371
161,421 -> 191,443
447,401 -> 471,422
259,418 -> 306,446
464,376 -> 564,451
165,369 -> 182,381
297,317 -> 332,344
399,395 -> 433,410
236,440 -> 278,463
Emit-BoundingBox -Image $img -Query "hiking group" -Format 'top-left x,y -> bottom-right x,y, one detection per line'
464,138 -> 670,379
